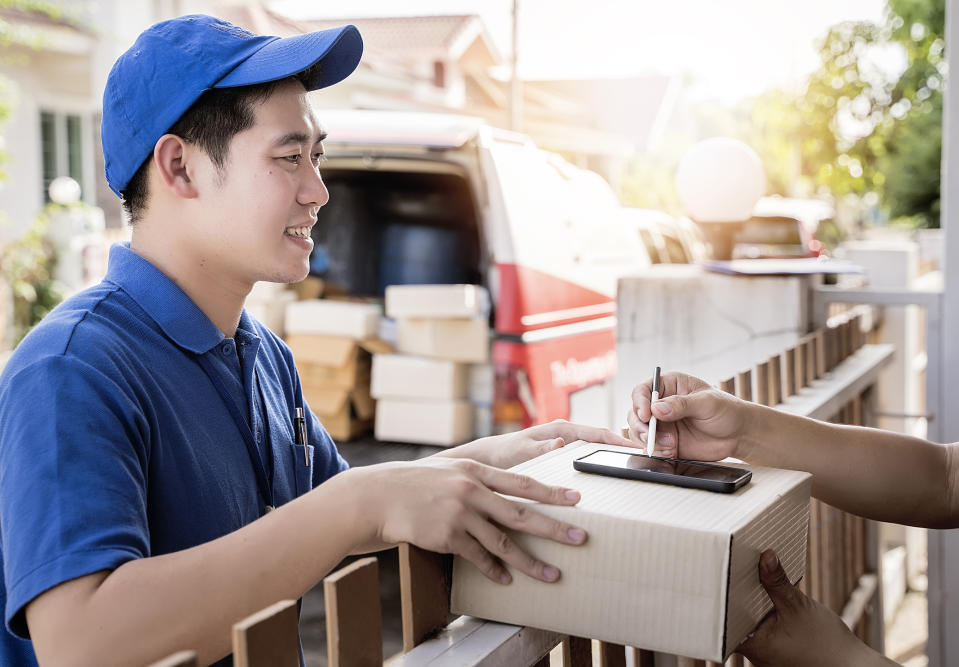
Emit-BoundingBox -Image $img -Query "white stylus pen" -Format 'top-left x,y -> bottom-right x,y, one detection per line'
647,366 -> 661,456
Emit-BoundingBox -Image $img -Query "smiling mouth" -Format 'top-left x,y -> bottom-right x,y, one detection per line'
284,225 -> 313,239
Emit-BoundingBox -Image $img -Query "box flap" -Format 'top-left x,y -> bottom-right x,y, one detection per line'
359,338 -> 395,356
305,387 -> 350,416
287,334 -> 359,367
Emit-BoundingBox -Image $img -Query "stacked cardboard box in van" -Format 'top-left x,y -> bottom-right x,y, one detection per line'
284,299 -> 391,441
245,282 -> 296,336
373,285 -> 490,446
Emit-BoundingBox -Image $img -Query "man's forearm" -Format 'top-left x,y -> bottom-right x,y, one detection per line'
740,402 -> 956,528
28,469 -> 370,666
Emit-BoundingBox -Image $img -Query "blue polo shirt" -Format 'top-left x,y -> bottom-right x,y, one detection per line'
0,243 -> 348,665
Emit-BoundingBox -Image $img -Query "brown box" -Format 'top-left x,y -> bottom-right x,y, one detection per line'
303,382 -> 376,442
451,442 -> 811,662
287,335 -> 392,390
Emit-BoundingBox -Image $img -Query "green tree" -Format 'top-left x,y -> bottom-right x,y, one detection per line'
786,0 -> 943,225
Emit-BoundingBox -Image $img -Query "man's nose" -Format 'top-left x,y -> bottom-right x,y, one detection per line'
299,166 -> 329,209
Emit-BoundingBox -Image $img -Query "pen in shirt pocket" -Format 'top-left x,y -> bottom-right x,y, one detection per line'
294,407 -> 309,466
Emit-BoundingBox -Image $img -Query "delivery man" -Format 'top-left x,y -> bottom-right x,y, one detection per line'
628,370 -> 946,666
0,15 -> 630,665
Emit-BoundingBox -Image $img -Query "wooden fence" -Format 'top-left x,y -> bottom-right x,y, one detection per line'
152,311 -> 892,667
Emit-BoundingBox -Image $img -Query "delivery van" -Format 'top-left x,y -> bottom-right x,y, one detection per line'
311,110 -> 653,432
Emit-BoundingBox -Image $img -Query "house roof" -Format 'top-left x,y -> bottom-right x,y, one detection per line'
214,5 -> 501,64
294,14 -> 502,63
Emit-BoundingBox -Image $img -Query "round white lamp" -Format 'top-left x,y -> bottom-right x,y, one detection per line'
48,176 -> 82,205
675,138 -> 766,259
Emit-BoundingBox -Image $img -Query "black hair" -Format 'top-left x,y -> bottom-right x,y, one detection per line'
120,63 -> 322,224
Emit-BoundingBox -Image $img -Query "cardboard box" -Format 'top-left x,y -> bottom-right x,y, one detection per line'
245,290 -> 296,337
287,335 -> 392,390
285,299 -> 381,338
371,354 -> 467,401
451,442 -> 811,662
385,284 -> 490,319
374,399 -> 473,447
396,318 -> 489,363
304,383 -> 376,442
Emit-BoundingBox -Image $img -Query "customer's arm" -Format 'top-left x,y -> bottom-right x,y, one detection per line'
27,458 -> 589,666
628,371 -> 958,528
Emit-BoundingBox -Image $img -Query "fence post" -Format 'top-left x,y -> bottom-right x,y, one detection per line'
324,558 -> 382,667
232,599 -> 300,667
784,347 -> 797,397
399,544 -> 452,652
815,330 -> 826,378
563,637 -> 593,667
755,361 -> 770,407
736,369 -> 752,402
768,354 -> 783,406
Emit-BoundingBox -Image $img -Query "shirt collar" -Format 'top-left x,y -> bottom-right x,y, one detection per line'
104,243 -> 225,354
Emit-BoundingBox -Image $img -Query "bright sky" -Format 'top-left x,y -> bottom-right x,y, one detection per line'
269,0 -> 888,104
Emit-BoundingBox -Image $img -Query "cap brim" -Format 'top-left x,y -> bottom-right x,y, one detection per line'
213,24 -> 362,91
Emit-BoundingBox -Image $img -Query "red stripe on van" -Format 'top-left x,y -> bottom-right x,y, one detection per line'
495,263 -> 614,335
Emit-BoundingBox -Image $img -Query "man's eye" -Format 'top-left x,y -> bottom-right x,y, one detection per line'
283,154 -> 302,165
311,152 -> 327,168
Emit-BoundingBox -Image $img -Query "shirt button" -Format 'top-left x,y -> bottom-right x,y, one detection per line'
220,342 -> 231,355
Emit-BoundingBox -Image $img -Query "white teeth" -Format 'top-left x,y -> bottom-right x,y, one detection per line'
285,226 -> 311,238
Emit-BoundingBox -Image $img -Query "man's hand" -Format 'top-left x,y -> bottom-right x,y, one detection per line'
737,550 -> 896,667
351,456 -> 588,584
627,371 -> 746,461
441,419 -> 634,470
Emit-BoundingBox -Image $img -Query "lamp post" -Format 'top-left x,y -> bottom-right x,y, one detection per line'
675,138 -> 766,260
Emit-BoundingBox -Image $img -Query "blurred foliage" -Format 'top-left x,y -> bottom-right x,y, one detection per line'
0,0 -> 75,347
621,0 -> 944,229
753,0 -> 944,226
0,205 -> 63,345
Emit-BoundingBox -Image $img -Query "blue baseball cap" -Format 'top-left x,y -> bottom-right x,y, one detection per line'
101,14 -> 363,197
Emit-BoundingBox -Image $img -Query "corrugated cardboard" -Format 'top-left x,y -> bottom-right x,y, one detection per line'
374,398 -> 473,447
451,442 -> 811,662
371,354 -> 467,400
287,335 -> 392,390
304,383 -> 375,441
385,284 -> 490,319
396,318 -> 489,363
285,299 -> 382,338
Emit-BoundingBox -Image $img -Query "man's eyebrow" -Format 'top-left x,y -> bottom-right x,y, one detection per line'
272,130 -> 328,148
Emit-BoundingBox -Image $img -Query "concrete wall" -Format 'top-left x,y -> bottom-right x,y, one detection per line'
614,265 -> 810,430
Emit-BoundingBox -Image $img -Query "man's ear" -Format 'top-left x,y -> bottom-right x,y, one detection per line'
152,134 -> 200,199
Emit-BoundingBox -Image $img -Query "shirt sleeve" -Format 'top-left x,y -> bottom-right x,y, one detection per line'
0,354 -> 149,639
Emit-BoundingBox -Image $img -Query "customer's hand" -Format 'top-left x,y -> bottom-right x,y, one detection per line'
442,419 -> 634,470
627,371 -> 747,461
353,456 -> 588,584
737,550 -> 896,667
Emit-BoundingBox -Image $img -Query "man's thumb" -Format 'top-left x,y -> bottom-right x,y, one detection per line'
758,549 -> 796,611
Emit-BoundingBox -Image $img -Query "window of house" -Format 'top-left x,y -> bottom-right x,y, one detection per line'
40,111 -> 86,203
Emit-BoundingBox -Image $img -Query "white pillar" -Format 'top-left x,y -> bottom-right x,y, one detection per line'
928,1 -> 959,664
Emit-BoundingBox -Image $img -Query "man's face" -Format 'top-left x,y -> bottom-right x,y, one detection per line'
192,78 -> 329,287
